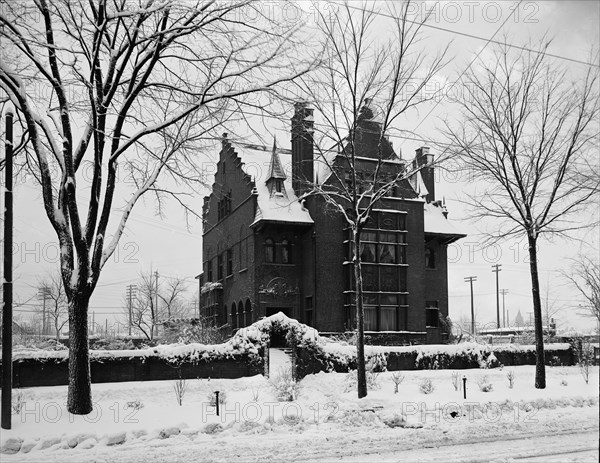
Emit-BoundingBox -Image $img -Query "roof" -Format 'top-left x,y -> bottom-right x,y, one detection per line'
233,143 -> 314,227
423,203 -> 467,240
267,138 -> 287,180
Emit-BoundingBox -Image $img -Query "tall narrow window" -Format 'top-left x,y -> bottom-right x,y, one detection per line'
231,303 -> 237,330
425,246 -> 436,269
227,249 -> 233,276
207,259 -> 213,282
281,239 -> 292,264
245,299 -> 252,326
265,238 -> 275,263
217,254 -> 224,280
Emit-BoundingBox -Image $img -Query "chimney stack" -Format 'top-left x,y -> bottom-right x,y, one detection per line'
291,101 -> 314,195
414,146 -> 435,203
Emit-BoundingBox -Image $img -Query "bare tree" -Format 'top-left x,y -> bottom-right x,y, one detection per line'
297,1 -> 448,398
565,255 -> 600,324
37,273 -> 69,341
445,42 -> 600,388
125,271 -> 188,341
0,0 -> 313,414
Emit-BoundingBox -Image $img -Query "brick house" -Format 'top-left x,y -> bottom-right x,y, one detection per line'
198,102 -> 466,344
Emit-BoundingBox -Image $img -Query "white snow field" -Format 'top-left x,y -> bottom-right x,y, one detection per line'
0,364 -> 598,462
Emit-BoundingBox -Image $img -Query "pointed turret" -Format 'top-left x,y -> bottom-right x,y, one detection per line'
266,137 -> 287,197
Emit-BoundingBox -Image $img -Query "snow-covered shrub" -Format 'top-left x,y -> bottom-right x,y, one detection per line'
90,338 -> 135,350
270,367 -> 299,401
11,390 -> 24,414
418,378 -> 435,394
478,352 -> 498,369
477,375 -> 493,392
506,370 -> 515,389
391,372 -> 405,394
172,378 -> 187,406
560,379 -> 568,386
344,369 -> 381,393
125,400 -> 144,411
161,319 -> 228,345
251,390 -> 260,402
207,390 -> 227,406
574,340 -> 593,384
451,371 -> 461,391
366,353 -> 387,372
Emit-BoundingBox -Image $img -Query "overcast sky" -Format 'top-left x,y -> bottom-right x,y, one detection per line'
2,0 -> 599,334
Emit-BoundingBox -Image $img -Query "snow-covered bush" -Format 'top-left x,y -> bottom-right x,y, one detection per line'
418,378 -> 435,394
560,379 -> 568,386
270,367 -> 299,401
451,371 -> 461,391
172,378 -> 187,406
251,390 -> 260,402
11,391 -> 24,414
574,340 -> 593,384
125,400 -> 144,411
207,390 -> 227,407
391,372 -> 405,394
344,369 -> 380,392
506,370 -> 515,389
477,375 -> 493,392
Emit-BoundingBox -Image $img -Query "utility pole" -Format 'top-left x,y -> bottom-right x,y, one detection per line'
38,286 -> 52,336
125,284 -> 137,336
500,289 -> 509,328
464,276 -> 477,336
154,270 -> 159,338
491,264 -> 502,329
2,102 -> 14,430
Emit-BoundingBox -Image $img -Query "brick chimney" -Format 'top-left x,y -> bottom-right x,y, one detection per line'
413,146 -> 435,203
291,101 -> 314,195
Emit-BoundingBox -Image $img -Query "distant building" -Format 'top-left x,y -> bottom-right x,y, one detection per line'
198,102 -> 466,344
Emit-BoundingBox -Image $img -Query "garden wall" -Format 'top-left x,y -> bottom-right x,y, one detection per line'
1,351 -> 264,388
295,343 -> 575,379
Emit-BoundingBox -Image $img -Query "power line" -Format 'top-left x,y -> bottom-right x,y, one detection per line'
412,0 -> 523,132
345,3 -> 599,68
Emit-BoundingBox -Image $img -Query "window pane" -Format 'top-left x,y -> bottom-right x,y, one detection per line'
398,294 -> 408,306
380,294 -> 398,305
363,265 -> 378,291
360,243 -> 376,263
426,308 -> 439,327
398,307 -> 407,330
398,245 -> 406,264
364,294 -> 378,305
380,213 -> 397,230
399,266 -> 407,292
363,231 -> 377,241
381,266 -> 399,292
380,307 -> 397,331
265,239 -> 274,263
379,243 -> 396,263
364,306 -> 377,331
397,233 -> 407,244
380,232 -> 396,243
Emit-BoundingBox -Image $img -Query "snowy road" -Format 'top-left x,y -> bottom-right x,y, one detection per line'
304,427 -> 600,462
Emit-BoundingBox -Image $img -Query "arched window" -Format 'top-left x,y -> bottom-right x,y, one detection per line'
281,239 -> 292,264
265,238 -> 275,263
238,301 -> 244,328
231,303 -> 237,330
245,299 -> 252,326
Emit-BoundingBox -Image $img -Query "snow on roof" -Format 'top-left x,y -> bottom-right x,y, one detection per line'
234,144 -> 313,226
423,203 -> 467,237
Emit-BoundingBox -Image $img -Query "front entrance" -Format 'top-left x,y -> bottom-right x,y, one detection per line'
265,307 -> 292,347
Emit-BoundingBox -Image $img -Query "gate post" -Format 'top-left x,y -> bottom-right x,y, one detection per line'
264,340 -> 270,378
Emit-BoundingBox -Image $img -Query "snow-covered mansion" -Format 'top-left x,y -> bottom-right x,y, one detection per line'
198,102 -> 466,344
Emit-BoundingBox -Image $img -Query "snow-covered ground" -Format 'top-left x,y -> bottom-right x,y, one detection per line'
1,365 -> 598,462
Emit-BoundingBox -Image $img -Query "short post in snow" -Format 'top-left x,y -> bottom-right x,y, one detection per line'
215,391 -> 220,416
462,375 -> 467,399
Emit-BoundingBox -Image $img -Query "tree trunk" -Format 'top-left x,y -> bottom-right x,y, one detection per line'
353,228 -> 367,399
67,292 -> 93,414
527,233 -> 546,389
